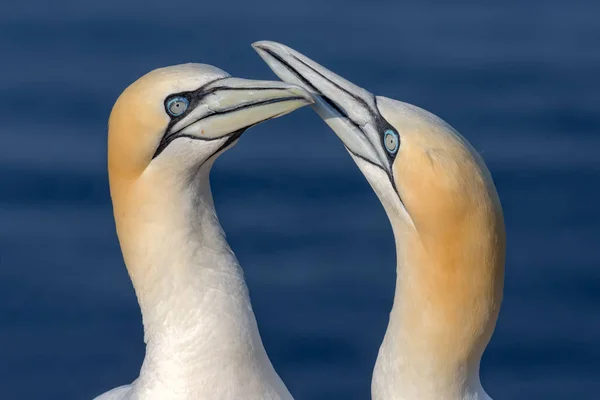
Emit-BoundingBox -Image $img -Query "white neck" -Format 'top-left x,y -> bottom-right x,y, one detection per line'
371,220 -> 492,400
112,165 -> 292,400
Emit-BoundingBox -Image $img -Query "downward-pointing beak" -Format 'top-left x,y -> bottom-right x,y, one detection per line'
252,40 -> 395,174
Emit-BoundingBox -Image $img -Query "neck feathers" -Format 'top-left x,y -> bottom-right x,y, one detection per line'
108,164 -> 291,398
376,136 -> 505,399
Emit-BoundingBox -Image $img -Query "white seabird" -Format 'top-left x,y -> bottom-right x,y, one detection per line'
254,41 -> 505,400
94,63 -> 313,400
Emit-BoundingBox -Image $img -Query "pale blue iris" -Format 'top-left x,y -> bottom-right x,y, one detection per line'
384,129 -> 399,154
166,97 -> 189,117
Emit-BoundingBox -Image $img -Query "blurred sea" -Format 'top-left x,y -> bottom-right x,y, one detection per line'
0,1 -> 599,399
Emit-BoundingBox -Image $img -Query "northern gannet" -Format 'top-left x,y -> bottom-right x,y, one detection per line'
253,41 -> 505,400
95,64 -> 313,400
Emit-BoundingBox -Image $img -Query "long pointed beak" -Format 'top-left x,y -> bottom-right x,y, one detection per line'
252,40 -> 393,173
156,77 -> 314,157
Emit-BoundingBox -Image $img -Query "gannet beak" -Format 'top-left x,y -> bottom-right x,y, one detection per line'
252,41 -> 395,175
154,77 -> 314,158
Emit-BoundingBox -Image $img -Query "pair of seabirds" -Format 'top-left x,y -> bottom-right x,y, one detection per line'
97,41 -> 505,400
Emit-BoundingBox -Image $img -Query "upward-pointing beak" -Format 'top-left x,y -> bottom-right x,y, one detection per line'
155,77 -> 314,158
252,40 -> 395,174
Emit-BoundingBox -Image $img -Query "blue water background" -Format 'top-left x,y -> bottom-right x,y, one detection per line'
1,1 -> 599,398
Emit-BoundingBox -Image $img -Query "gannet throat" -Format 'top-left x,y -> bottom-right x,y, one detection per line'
254,41 -> 505,400
95,63 -> 312,400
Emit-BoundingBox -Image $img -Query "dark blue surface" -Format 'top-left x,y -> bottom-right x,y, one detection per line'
1,1 -> 599,399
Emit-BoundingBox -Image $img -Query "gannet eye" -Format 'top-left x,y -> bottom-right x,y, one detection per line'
384,129 -> 399,154
166,97 -> 189,117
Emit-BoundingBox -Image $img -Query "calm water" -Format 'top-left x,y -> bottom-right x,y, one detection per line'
1,1 -> 599,399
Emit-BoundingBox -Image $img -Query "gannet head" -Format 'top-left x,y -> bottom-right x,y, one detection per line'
107,63 -> 313,297
253,41 -> 504,244
108,63 -> 313,186
254,41 -> 505,381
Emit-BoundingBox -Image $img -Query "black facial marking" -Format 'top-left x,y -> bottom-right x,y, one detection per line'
162,76 -> 229,133
373,97 -> 399,163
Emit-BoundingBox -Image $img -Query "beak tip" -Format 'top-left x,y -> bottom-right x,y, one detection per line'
253,41 -> 313,103
288,85 -> 315,105
251,40 -> 271,50
252,40 -> 290,55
